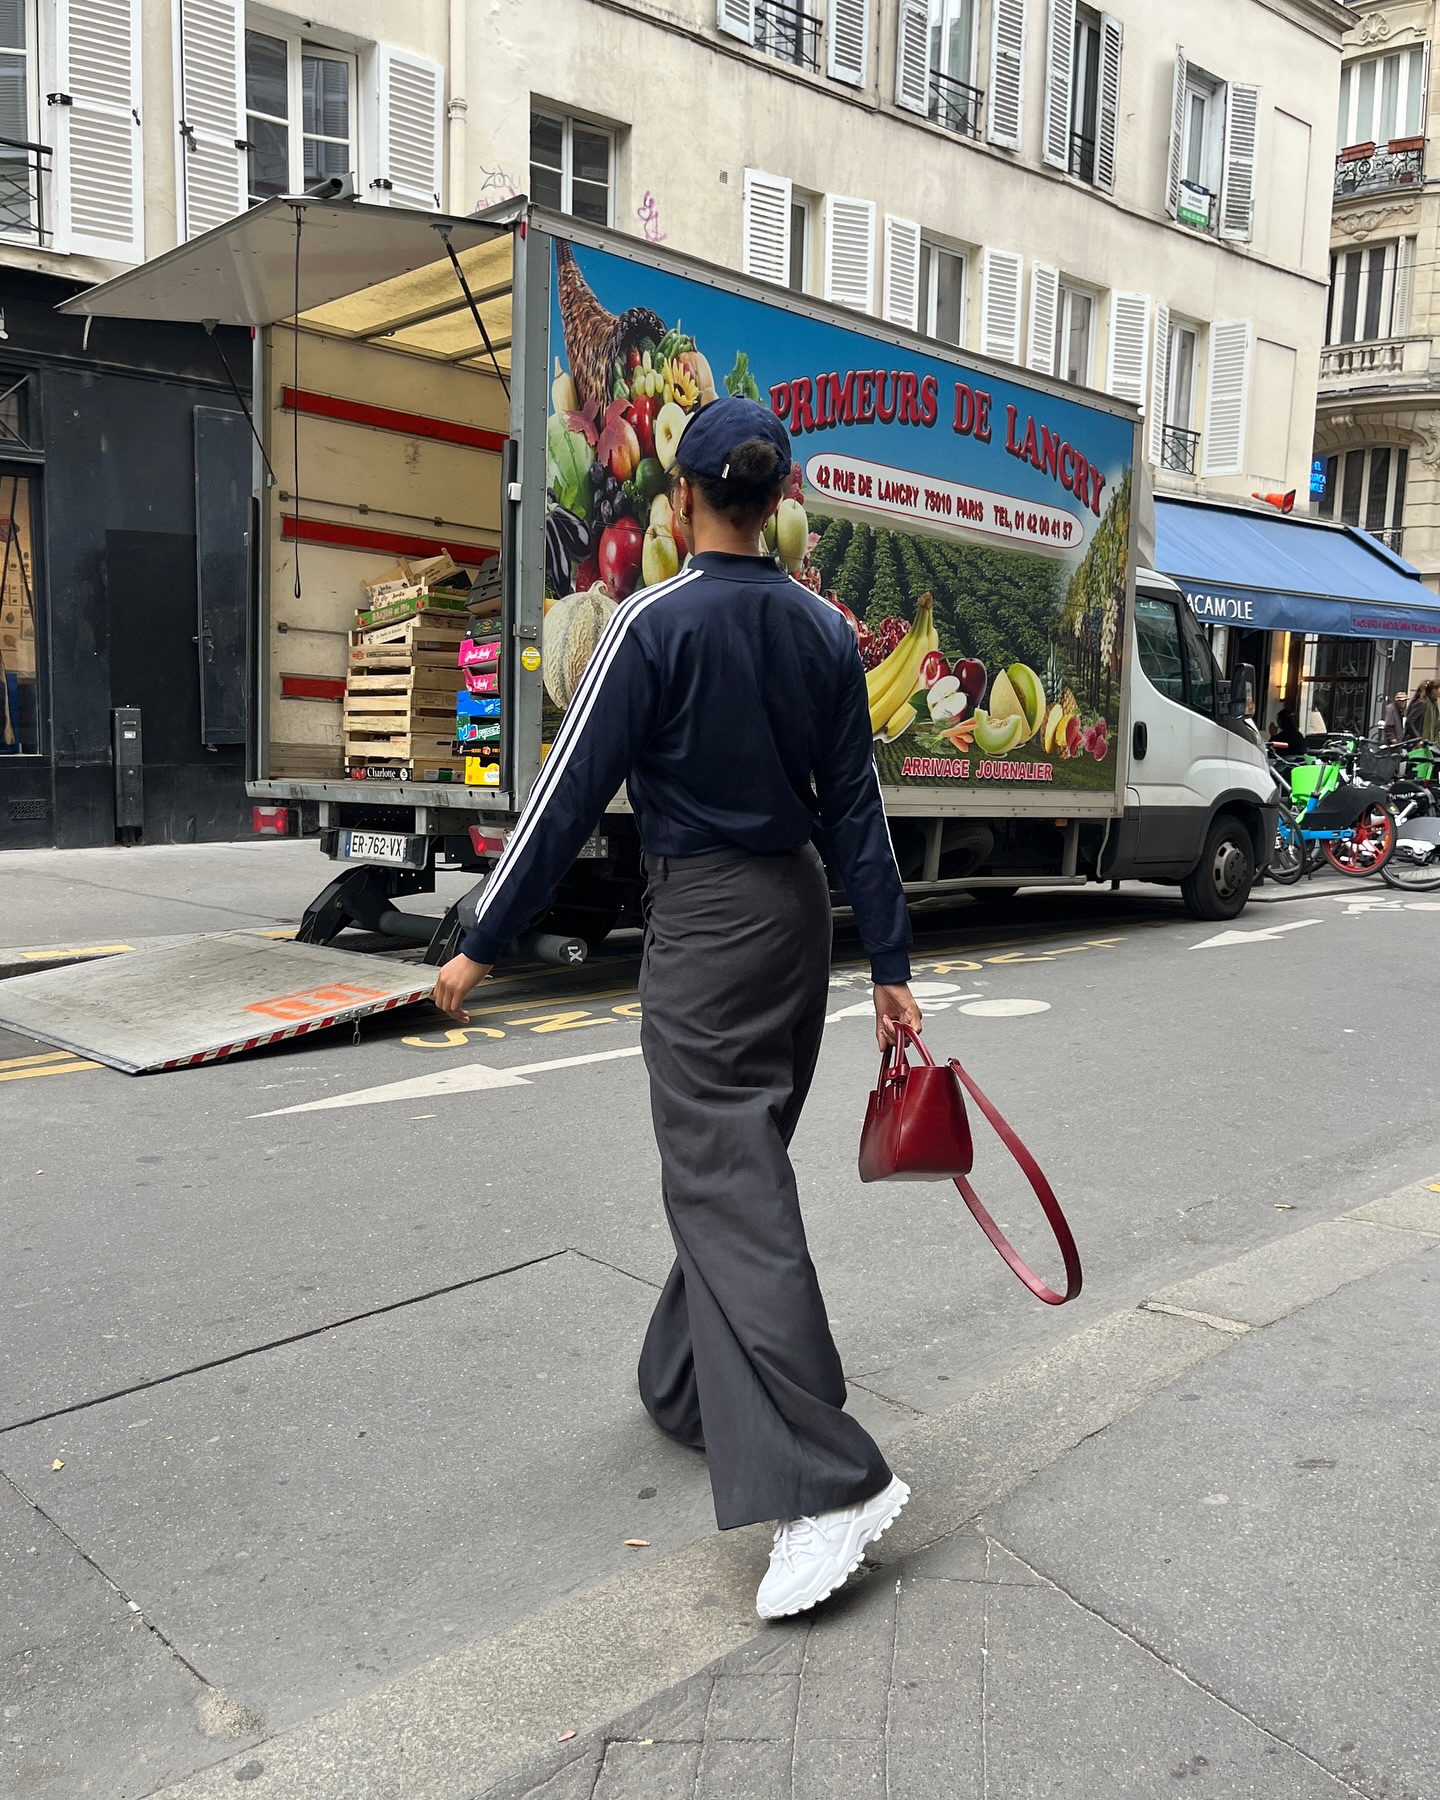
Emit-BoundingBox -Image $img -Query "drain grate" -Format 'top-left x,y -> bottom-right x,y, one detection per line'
7,797 -> 49,821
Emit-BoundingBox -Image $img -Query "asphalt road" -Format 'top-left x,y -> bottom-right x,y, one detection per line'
3,865 -> 1438,1795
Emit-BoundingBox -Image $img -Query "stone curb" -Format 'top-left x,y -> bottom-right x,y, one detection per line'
151,1177 -> 1440,1799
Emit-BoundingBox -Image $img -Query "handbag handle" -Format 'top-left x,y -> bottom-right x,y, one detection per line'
888,1023 -> 1081,1307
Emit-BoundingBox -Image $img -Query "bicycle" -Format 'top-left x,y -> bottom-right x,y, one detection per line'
1264,742 -> 1397,884
1378,738 -> 1440,893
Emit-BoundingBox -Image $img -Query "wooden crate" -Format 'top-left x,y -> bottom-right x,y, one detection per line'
352,613 -> 468,651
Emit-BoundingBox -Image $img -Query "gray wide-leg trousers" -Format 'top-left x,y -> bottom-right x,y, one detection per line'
636,843 -> 892,1530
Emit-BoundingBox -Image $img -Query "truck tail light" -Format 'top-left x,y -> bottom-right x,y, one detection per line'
253,805 -> 289,836
468,825 -> 510,857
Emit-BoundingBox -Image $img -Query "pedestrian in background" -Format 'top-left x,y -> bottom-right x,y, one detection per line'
433,397 -> 918,1621
1405,679 -> 1440,744
1382,689 -> 1408,746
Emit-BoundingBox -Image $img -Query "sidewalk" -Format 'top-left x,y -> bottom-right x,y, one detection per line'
124,1178 -> 1437,1800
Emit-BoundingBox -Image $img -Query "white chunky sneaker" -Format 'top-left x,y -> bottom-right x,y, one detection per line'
755,1475 -> 910,1620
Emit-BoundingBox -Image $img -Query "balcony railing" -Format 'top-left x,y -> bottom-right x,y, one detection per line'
1319,338 -> 1408,379
929,69 -> 983,140
1159,423 -> 1200,475
0,137 -> 51,244
1069,129 -> 1096,185
1335,137 -> 1425,198
755,0 -> 821,72
1367,524 -> 1405,554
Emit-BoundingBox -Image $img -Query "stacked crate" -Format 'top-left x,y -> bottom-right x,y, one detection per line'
344,603 -> 468,781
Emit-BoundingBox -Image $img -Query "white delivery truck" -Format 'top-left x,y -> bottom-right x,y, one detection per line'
63,194 -> 1275,969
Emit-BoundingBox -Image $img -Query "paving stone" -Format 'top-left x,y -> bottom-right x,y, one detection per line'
609,1671 -> 712,1743
695,1736 -> 793,1799
901,1524 -> 988,1582
887,1679 -> 983,1800
793,1572 -> 897,1741
893,1573 -> 984,1686
481,1748 -> 603,1800
705,1672 -> 799,1741
983,1585 -> 1348,1797
792,1737 -> 885,1798
720,1625 -> 809,1676
592,1738 -> 699,1799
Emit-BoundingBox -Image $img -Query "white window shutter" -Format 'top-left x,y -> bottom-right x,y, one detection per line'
828,0 -> 870,86
742,168 -> 792,285
1095,14 -> 1123,195
51,0 -> 143,261
1395,235 -> 1417,335
895,0 -> 931,115
1041,0 -> 1076,170
176,0 -> 245,240
1106,291 -> 1150,404
988,0 -> 1027,150
980,247 -> 1024,363
1165,47 -> 1187,217
824,194 -> 876,312
1219,83 -> 1260,242
717,0 -> 756,43
374,46 -> 444,210
1026,262 -> 1059,373
1202,319 -> 1251,477
1147,302 -> 1170,467
882,215 -> 922,330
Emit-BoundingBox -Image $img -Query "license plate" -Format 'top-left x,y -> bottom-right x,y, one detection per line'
340,830 -> 427,868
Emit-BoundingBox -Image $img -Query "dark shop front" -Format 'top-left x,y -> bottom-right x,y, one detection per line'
0,268 -> 251,850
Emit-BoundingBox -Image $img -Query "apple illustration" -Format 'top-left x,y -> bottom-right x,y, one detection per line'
955,658 -> 987,702
920,651 -> 950,689
598,517 -> 644,598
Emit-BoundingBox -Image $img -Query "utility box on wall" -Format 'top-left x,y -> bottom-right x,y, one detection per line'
111,707 -> 143,833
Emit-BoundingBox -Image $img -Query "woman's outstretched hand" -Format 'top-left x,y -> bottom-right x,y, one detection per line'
873,982 -> 922,1051
433,953 -> 493,1023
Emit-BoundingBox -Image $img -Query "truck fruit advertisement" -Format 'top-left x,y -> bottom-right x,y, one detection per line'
543,236 -> 1134,799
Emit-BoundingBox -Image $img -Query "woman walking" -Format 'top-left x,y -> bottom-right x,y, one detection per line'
434,397 -> 919,1618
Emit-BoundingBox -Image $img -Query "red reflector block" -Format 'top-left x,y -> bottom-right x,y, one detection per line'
468,825 -> 509,857
253,805 -> 289,836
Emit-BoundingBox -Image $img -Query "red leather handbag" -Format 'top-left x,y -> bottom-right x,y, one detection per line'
858,1023 -> 1081,1306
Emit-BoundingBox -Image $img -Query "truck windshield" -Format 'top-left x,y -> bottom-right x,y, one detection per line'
1176,602 -> 1218,717
1135,596 -> 1184,702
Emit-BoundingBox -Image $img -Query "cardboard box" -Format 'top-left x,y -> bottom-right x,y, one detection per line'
465,755 -> 501,786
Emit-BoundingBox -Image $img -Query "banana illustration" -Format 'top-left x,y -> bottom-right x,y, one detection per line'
865,596 -> 938,736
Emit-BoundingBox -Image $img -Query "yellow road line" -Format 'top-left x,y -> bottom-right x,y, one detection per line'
0,1050 -> 78,1071
0,1058 -> 101,1083
19,944 -> 134,961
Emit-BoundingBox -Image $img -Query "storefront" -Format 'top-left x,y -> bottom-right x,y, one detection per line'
1154,496 -> 1440,737
0,270 -> 252,850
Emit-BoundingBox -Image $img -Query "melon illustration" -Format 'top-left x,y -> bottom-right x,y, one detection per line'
543,583 -> 616,708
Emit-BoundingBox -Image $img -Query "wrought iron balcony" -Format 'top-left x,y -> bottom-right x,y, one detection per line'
755,0 -> 821,72
929,69 -> 983,140
1368,524 -> 1405,554
0,137 -> 51,244
1069,129 -> 1096,185
1334,138 -> 1425,198
1159,424 -> 1200,475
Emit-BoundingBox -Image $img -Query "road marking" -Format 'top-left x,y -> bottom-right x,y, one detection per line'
959,998 -> 1051,1017
0,1056 -> 101,1083
252,1043 -> 647,1116
1192,919 -> 1322,949
0,1050 -> 77,1071
18,943 -> 134,961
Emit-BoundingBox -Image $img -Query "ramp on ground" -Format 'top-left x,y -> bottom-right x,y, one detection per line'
0,933 -> 434,1073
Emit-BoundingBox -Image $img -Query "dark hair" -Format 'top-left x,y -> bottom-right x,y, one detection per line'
677,437 -> 786,526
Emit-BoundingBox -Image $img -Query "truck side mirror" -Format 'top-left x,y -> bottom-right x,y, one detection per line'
1227,663 -> 1257,718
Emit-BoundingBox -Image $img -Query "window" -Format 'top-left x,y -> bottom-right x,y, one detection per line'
788,196 -> 812,291
1070,8 -> 1101,183
1300,636 -> 1373,735
0,0 -> 38,241
1325,239 -> 1414,346
245,30 -> 355,204
1338,47 -> 1426,150
0,469 -> 39,756
1317,446 -> 1407,551
1058,280 -> 1094,386
1177,601 -> 1218,717
1135,595 -> 1184,703
920,240 -> 966,345
529,111 -> 613,226
929,0 -> 979,134
1178,68 -> 1223,229
1157,316 -> 1200,472
755,0 -> 820,72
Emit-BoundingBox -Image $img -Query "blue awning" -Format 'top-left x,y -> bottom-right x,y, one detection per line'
1154,496 -> 1440,641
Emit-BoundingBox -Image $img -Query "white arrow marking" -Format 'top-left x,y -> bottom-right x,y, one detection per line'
1191,918 -> 1323,949
252,1043 -> 645,1116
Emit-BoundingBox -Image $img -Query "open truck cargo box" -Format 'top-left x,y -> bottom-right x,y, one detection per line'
0,933 -> 434,1073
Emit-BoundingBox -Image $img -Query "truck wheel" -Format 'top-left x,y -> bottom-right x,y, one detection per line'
1181,816 -> 1254,920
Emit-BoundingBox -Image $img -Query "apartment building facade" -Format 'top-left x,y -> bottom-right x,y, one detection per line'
1315,0 -> 1440,702
0,0 -> 1345,846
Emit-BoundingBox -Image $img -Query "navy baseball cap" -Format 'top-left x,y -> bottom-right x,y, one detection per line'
675,395 -> 793,480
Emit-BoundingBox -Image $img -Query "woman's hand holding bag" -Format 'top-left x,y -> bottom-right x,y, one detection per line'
858,1023 -> 1081,1306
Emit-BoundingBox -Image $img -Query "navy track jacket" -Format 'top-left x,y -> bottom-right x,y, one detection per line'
460,551 -> 912,983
